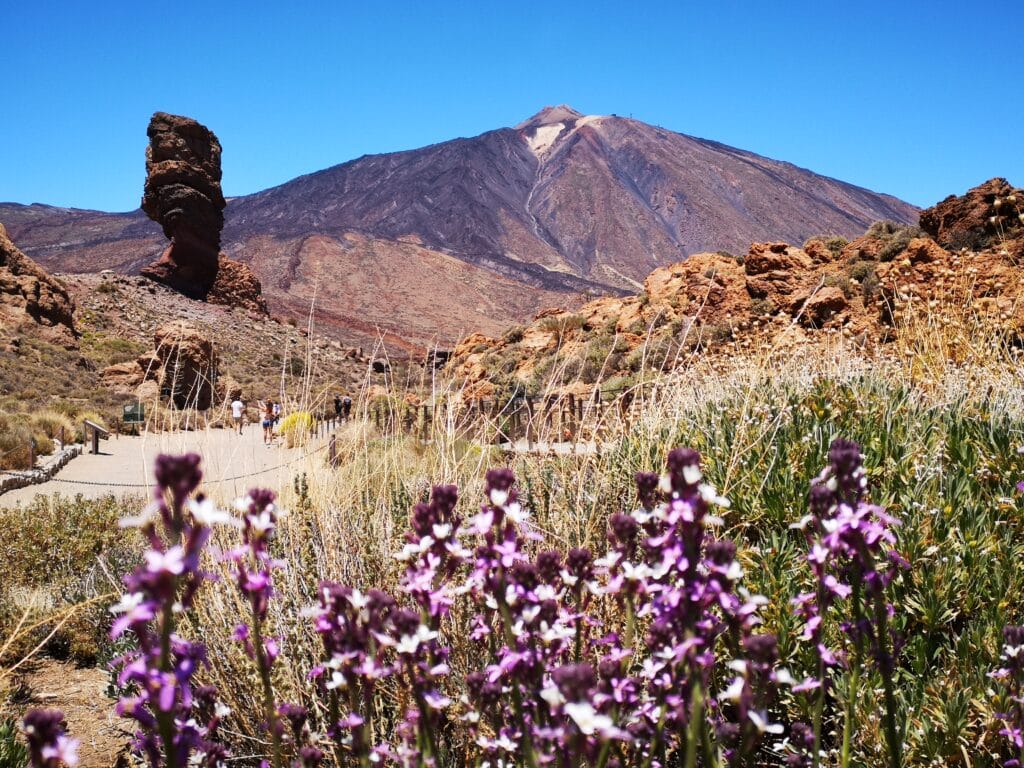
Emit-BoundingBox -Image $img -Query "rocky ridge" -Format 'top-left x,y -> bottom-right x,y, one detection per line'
450,179 -> 1024,397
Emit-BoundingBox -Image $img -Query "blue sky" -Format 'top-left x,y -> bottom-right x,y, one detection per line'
2,0 -> 1021,211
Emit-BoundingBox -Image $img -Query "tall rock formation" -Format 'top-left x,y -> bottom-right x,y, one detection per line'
140,112 -> 267,313
0,223 -> 77,347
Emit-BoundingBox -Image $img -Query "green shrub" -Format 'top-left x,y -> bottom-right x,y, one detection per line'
279,411 -> 314,447
866,220 -> 925,262
539,314 -> 586,343
0,493 -> 141,665
823,272 -> 855,299
0,718 -> 28,768
804,235 -> 849,258
502,326 -> 525,344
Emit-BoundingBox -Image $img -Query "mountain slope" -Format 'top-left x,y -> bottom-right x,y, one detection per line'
0,105 -> 917,347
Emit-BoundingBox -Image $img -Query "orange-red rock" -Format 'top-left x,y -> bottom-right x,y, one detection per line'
0,223 -> 76,347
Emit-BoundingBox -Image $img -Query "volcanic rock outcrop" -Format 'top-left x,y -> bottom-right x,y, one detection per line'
140,112 -> 267,314
920,177 -> 1024,254
449,185 -> 1024,396
0,223 -> 76,346
101,321 -> 221,409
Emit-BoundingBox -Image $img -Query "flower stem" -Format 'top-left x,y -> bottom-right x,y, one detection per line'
251,615 -> 282,768
874,594 -> 902,768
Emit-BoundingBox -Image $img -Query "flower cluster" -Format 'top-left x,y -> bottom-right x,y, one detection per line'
22,710 -> 78,768
992,625 -> 1024,767
108,453 -> 231,768
789,438 -> 906,768
228,488 -> 292,764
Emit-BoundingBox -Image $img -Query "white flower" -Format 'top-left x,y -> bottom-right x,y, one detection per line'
119,501 -> 160,529
144,546 -> 186,576
246,510 -> 275,536
749,710 -> 784,734
215,703 -> 232,718
540,684 -> 565,707
109,591 -> 146,615
682,464 -> 702,485
721,677 -> 746,703
505,502 -> 529,524
489,489 -> 509,507
564,701 -> 615,736
432,523 -> 452,539
396,624 -> 437,655
188,498 -> 238,528
699,483 -> 731,508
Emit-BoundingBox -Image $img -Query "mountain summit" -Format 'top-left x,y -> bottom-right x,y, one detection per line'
0,107 -> 917,347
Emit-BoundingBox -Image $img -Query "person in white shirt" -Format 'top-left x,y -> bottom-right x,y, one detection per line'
231,397 -> 245,434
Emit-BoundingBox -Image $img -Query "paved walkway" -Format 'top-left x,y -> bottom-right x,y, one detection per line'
0,425 -> 330,506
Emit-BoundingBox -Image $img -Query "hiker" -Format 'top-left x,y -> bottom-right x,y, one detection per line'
272,401 -> 281,425
342,394 -> 353,421
334,394 -> 342,418
261,399 -> 275,445
231,396 -> 245,434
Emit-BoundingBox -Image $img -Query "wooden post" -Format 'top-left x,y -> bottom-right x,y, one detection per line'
29,438 -> 36,468
91,426 -> 99,455
328,433 -> 338,468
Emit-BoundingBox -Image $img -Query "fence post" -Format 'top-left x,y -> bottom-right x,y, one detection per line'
328,433 -> 338,468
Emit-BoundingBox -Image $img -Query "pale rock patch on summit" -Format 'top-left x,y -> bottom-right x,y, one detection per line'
527,123 -> 566,156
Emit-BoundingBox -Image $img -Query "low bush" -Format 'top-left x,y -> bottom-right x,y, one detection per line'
867,220 -> 925,262
278,410 -> 314,447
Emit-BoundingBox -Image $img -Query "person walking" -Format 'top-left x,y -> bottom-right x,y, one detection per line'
261,398 -> 275,445
334,394 -> 343,419
231,396 -> 245,434
342,394 -> 353,421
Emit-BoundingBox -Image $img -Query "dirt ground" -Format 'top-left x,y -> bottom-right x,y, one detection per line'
3,659 -> 129,767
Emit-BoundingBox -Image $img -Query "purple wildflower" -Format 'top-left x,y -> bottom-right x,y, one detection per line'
22,710 -> 78,768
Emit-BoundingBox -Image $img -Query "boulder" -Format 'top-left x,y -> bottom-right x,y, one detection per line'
800,286 -> 848,327
153,321 -> 219,409
743,242 -> 815,311
643,253 -> 748,327
0,223 -> 77,347
920,178 -> 1023,251
207,257 -> 269,314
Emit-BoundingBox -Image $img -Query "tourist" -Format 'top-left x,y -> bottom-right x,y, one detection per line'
230,396 -> 245,434
342,394 -> 353,421
334,394 -> 342,418
261,399 -> 275,445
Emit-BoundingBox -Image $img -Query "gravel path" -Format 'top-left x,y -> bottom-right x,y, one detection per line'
1,424 -> 331,506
